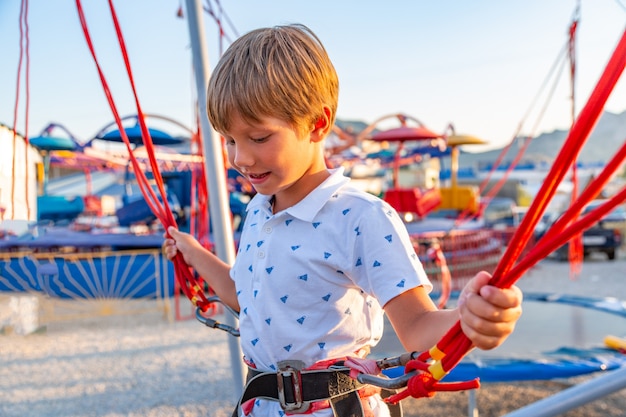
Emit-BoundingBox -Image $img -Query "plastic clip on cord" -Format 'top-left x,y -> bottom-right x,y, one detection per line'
384,26 -> 626,403
75,0 -> 212,313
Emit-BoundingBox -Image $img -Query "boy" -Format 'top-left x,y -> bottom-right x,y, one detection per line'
163,24 -> 522,417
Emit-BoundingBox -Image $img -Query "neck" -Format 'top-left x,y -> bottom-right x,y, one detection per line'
272,168 -> 330,213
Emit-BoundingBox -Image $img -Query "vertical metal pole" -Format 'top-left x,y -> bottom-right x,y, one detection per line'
467,389 -> 479,417
183,0 -> 245,396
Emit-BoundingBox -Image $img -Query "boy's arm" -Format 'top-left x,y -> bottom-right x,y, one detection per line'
384,271 -> 522,353
164,226 -> 240,312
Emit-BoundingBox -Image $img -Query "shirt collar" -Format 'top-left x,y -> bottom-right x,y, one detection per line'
246,167 -> 350,222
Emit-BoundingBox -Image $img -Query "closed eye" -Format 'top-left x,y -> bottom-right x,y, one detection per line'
252,136 -> 270,143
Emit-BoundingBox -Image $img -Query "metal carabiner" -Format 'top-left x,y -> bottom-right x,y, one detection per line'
195,307 -> 240,337
356,370 -> 418,390
353,351 -> 421,390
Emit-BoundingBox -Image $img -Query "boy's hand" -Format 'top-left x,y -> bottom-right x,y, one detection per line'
457,271 -> 523,350
162,230 -> 178,261
162,226 -> 201,266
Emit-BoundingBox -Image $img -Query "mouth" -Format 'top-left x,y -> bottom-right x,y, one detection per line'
246,172 -> 270,183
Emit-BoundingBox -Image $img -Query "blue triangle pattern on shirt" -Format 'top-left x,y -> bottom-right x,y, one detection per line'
318,342 -> 326,349
248,265 -> 253,272
342,208 -> 350,215
257,240 -> 264,247
246,244 -> 251,251
297,316 -> 305,325
251,338 -> 259,346
396,279 -> 406,288
354,226 -> 361,236
253,209 -> 260,215
324,252 -> 331,259
385,234 -> 393,242
266,266 -> 274,274
265,317 -> 271,325
284,344 -> 292,352
355,257 -> 362,267
322,293 -> 331,301
280,295 -> 288,303
285,219 -> 293,226
299,274 -> 308,281
291,245 -> 300,251
313,222 -> 321,228
243,307 -> 248,315
253,290 -> 258,298
373,260 -> 381,267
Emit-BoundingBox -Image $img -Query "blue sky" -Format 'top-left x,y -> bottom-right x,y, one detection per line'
1,0 -> 625,151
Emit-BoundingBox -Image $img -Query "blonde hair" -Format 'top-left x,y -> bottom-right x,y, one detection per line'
207,24 -> 339,136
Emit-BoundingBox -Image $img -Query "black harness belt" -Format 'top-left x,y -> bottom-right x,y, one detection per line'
233,360 -> 403,417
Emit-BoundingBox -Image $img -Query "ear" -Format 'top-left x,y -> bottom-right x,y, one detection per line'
311,106 -> 332,143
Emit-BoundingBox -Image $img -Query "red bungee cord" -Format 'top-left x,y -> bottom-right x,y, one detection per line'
10,0 -> 32,220
386,26 -> 626,403
75,0 -> 213,312
567,12 -> 584,277
427,242 -> 451,309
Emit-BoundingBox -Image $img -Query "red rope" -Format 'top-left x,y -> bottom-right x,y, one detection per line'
10,0 -> 31,220
388,26 -> 626,402
427,243 -> 451,309
567,14 -> 584,277
75,0 -> 212,311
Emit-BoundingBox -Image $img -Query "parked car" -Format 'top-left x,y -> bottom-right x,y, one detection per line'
536,201 -> 624,261
481,197 -> 519,229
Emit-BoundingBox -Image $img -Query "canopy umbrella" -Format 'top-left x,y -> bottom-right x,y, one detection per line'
446,133 -> 488,189
97,124 -> 184,146
30,135 -> 77,152
29,134 -> 78,194
369,116 -> 442,188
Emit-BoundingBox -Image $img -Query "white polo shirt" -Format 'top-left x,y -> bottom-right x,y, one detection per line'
232,167 -> 431,375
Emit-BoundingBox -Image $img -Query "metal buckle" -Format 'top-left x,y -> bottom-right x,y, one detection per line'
276,360 -> 310,413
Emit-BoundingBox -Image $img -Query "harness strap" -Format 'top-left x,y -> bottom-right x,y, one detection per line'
236,365 -> 362,415
233,360 -> 403,417
329,391 -> 364,417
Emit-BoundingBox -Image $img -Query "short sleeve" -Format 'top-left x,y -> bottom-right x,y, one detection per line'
348,200 -> 432,306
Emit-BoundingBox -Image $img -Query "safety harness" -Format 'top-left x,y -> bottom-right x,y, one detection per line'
233,360 -> 403,417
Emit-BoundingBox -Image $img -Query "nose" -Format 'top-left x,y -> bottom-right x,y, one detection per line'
230,142 -> 254,169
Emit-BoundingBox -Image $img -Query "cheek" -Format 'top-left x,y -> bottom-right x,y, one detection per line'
226,148 -> 236,166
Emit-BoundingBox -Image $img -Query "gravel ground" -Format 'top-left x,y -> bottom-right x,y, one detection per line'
1,252 -> 625,417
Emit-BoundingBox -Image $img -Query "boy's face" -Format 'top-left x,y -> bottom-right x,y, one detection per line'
221,113 -> 328,208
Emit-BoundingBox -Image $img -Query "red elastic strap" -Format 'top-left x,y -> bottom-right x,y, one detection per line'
75,0 -> 212,309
